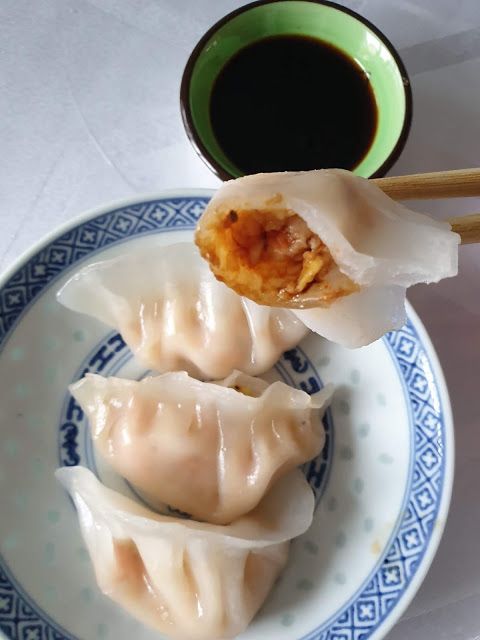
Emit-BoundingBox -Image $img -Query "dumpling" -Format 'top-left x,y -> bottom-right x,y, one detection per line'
57,242 -> 307,378
56,466 -> 314,640
195,169 -> 459,346
70,369 -> 332,524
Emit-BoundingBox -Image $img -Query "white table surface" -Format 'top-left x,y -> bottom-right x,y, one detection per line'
2,1 -> 480,638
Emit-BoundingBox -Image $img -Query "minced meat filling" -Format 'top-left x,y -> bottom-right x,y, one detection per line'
195,205 -> 358,307
223,209 -> 335,296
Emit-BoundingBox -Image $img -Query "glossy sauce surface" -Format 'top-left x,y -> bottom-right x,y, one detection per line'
210,35 -> 378,174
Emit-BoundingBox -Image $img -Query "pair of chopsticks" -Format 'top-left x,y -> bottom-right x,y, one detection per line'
372,168 -> 480,244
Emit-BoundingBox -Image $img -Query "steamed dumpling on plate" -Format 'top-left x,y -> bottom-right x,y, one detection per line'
56,466 -> 314,640
195,169 -> 460,347
70,370 -> 332,524
57,242 -> 307,378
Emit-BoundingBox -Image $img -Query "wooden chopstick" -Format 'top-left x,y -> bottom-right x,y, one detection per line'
371,167 -> 480,244
448,213 -> 480,244
372,168 -> 480,200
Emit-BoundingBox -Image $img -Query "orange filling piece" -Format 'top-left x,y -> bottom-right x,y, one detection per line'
232,383 -> 256,397
224,209 -> 334,294
196,207 -> 358,307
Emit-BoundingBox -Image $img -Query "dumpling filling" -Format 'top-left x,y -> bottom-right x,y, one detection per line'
197,205 -> 358,308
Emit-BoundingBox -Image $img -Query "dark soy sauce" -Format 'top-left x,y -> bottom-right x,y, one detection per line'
210,35 -> 378,174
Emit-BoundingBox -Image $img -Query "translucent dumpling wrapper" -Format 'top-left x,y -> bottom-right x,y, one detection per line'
70,370 -> 332,524
57,242 -> 307,378
56,466 -> 314,640
195,169 -> 460,347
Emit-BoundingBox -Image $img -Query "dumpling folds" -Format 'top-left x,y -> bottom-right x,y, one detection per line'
57,242 -> 307,378
70,370 -> 332,524
56,466 -> 314,640
195,169 -> 460,347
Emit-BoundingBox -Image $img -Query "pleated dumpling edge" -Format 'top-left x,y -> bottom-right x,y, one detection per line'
56,465 -> 314,640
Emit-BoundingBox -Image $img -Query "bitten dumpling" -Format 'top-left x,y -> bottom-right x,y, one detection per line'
70,370 -> 332,524
195,169 -> 459,346
56,466 -> 314,640
57,242 -> 307,378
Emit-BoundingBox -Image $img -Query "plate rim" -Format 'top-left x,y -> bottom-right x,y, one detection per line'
0,189 -> 215,295
0,191 -> 454,640
370,301 -> 454,639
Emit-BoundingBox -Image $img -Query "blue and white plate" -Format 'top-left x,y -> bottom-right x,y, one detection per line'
0,192 -> 453,640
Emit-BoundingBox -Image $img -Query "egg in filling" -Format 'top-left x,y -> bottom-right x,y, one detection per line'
195,206 -> 359,308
